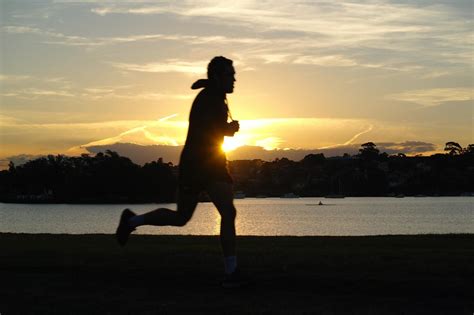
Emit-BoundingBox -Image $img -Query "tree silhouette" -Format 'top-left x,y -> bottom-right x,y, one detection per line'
358,142 -> 380,160
1,143 -> 473,201
463,144 -> 474,155
444,142 -> 463,155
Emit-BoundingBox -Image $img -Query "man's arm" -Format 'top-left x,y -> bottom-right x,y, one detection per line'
198,93 -> 239,137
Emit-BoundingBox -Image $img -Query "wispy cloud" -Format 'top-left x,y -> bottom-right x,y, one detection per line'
0,74 -> 31,81
319,125 -> 374,149
91,5 -> 169,16
67,114 -> 186,154
2,25 -> 96,46
1,88 -> 74,99
3,25 -> 261,47
80,86 -> 192,100
379,141 -> 438,154
1,111 -> 456,162
5,1 -> 472,77
257,54 -> 292,64
87,1 -> 472,74
1,74 -> 74,99
88,2 -> 466,44
2,81 -> 192,101
110,60 -> 207,74
387,88 -> 473,107
294,55 -> 357,67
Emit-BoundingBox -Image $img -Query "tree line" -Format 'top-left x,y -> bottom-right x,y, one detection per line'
0,142 -> 473,203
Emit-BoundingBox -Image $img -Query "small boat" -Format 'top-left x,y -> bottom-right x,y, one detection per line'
234,191 -> 246,199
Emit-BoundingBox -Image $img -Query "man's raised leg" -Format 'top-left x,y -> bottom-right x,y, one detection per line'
140,191 -> 199,227
116,190 -> 199,246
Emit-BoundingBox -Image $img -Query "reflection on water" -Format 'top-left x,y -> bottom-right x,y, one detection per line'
0,197 -> 472,236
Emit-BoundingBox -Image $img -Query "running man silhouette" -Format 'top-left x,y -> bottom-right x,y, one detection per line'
116,56 -> 246,288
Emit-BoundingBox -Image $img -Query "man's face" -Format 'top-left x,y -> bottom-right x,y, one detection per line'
219,65 -> 236,94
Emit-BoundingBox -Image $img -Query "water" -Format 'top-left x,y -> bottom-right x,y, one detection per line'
0,197 -> 472,236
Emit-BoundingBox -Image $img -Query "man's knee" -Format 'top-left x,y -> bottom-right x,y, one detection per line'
176,212 -> 193,226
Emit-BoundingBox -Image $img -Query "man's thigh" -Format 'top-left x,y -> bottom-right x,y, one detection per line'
177,188 -> 199,217
206,182 -> 235,215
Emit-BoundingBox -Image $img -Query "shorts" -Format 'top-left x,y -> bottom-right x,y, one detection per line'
178,154 -> 233,194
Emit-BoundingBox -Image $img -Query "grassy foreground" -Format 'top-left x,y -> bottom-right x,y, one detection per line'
1,233 -> 473,314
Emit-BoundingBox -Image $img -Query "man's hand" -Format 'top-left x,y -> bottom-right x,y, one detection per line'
229,120 -> 240,133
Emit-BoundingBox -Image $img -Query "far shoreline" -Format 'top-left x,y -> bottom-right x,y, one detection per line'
1,194 -> 473,205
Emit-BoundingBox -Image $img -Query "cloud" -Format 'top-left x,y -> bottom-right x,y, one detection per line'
91,5 -> 170,16
229,141 -> 438,161
2,25 -> 95,46
319,125 -> 374,149
1,88 -> 74,99
257,54 -> 292,64
0,116 -> 152,131
82,140 -> 439,166
3,25 -> 261,47
0,74 -> 31,81
66,114 -> 186,155
377,141 -> 437,154
0,114 -> 28,125
110,60 -> 207,74
0,139 -> 441,170
2,80 -> 192,101
1,110 -> 451,166
294,55 -> 358,67
387,88 -> 474,107
86,1 -> 472,75
80,86 -> 192,100
0,74 -> 77,99
5,1 -> 471,78
66,117 -> 423,156
87,2 -> 463,42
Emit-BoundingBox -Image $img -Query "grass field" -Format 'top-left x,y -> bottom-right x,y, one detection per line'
1,233 -> 473,314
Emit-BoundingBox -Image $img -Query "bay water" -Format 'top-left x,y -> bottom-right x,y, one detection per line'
0,197 -> 472,236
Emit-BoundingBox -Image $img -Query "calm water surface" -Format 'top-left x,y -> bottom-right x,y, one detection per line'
0,197 -> 472,236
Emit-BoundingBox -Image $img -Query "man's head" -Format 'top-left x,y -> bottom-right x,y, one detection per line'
207,56 -> 235,94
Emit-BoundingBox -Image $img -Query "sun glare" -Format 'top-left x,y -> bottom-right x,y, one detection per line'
222,137 -> 246,152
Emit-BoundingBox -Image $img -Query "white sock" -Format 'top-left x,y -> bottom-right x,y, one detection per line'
128,214 -> 145,229
224,256 -> 237,275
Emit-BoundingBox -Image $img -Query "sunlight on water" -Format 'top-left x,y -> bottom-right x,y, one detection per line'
0,197 -> 472,236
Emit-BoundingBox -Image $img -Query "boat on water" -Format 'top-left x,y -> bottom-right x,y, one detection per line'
234,191 -> 246,199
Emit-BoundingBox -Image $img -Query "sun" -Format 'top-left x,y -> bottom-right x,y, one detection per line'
222,136 -> 246,152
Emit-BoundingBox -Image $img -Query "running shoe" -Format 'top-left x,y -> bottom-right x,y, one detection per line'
116,208 -> 136,246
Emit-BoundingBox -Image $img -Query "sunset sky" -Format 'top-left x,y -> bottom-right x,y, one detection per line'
1,0 -> 473,167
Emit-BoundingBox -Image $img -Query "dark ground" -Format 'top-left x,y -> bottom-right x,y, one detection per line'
1,233 -> 473,314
